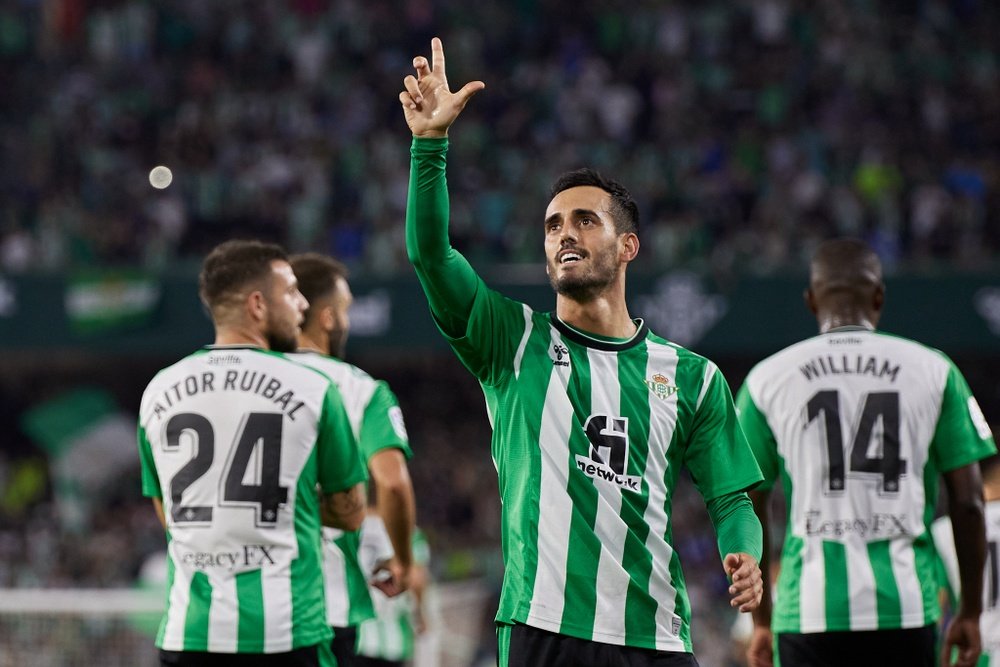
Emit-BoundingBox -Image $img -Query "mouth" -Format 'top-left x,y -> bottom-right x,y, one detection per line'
557,249 -> 585,265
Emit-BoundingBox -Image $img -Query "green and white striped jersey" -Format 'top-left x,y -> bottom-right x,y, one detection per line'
286,352 -> 412,629
932,500 -> 1000,667
137,346 -> 366,653
736,328 -> 997,634
356,519 -> 430,662
441,284 -> 762,651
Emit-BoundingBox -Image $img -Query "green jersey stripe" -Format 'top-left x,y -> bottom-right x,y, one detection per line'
237,570 -> 264,651
184,571 -> 212,651
501,317 -> 549,624
525,328 -> 576,631
558,340 -> 600,637
868,541 -> 900,626
290,451 -> 330,651
822,542 -> 849,630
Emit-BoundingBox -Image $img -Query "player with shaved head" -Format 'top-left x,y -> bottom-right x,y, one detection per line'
738,238 -> 997,667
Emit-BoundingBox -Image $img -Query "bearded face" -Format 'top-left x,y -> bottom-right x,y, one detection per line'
546,237 -> 621,301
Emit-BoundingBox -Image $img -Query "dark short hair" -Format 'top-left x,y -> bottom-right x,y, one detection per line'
289,253 -> 349,327
550,168 -> 639,234
199,239 -> 288,310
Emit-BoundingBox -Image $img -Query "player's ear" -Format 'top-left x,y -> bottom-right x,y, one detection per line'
872,283 -> 885,317
247,289 -> 267,323
621,233 -> 639,263
319,304 -> 336,333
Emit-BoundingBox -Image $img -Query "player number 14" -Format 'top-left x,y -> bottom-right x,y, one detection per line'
805,390 -> 906,495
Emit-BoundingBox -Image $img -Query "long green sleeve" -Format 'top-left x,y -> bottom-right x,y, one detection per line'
706,490 -> 763,563
405,137 -> 480,338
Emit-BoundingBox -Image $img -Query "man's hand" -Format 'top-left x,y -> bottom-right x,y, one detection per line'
400,37 -> 484,138
725,552 -> 763,612
747,626 -> 774,667
370,557 -> 411,598
941,614 -> 981,667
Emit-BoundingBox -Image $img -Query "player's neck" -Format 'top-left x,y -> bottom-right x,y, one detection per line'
214,325 -> 268,349
985,479 -> 1000,502
297,330 -> 329,356
817,311 -> 877,334
555,293 -> 636,339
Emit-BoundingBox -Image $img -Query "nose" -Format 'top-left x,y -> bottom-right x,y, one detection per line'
559,222 -> 578,245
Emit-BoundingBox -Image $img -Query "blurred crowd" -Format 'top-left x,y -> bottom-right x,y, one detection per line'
0,0 -> 997,278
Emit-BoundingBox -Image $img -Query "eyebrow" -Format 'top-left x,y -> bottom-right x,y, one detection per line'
544,208 -> 602,226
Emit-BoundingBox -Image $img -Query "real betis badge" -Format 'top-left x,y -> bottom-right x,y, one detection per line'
645,373 -> 678,400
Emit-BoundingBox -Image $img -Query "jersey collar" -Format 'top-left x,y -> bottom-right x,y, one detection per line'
549,314 -> 648,351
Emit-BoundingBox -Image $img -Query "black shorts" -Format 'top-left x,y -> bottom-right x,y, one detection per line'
331,625 -> 359,666
159,644 -> 320,667
497,623 -> 700,667
777,624 -> 936,667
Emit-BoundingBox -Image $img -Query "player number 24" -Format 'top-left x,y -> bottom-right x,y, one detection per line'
164,412 -> 288,526
806,390 -> 905,494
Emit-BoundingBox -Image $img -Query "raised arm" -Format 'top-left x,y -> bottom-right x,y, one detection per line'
401,38 -> 486,337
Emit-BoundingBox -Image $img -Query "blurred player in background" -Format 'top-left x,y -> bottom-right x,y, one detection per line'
933,453 -> 1000,667
137,240 -> 368,666
737,238 -> 996,667
354,514 -> 431,667
288,253 -> 416,667
400,38 -> 764,665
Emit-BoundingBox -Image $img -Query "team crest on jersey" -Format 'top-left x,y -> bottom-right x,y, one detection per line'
645,373 -> 678,401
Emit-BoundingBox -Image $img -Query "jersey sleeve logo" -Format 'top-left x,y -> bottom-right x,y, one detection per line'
968,396 -> 993,440
645,373 -> 679,401
574,415 -> 641,492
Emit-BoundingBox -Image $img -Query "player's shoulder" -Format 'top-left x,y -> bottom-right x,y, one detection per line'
644,328 -> 711,365
287,352 -> 382,391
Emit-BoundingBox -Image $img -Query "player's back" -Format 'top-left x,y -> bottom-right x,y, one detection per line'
741,328 -> 992,633
138,346 -> 342,653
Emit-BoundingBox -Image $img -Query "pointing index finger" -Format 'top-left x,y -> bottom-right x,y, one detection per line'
431,37 -> 446,77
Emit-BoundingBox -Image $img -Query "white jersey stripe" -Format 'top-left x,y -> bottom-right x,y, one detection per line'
588,349 -> 629,644
526,330 -> 575,630
207,574 -> 238,652
846,541 -> 876,631
263,571 -> 292,652
695,362 -> 717,412
323,532 -> 350,626
892,538 -> 924,626
161,556 -> 190,650
512,304 -> 533,380
644,341 -> 685,651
